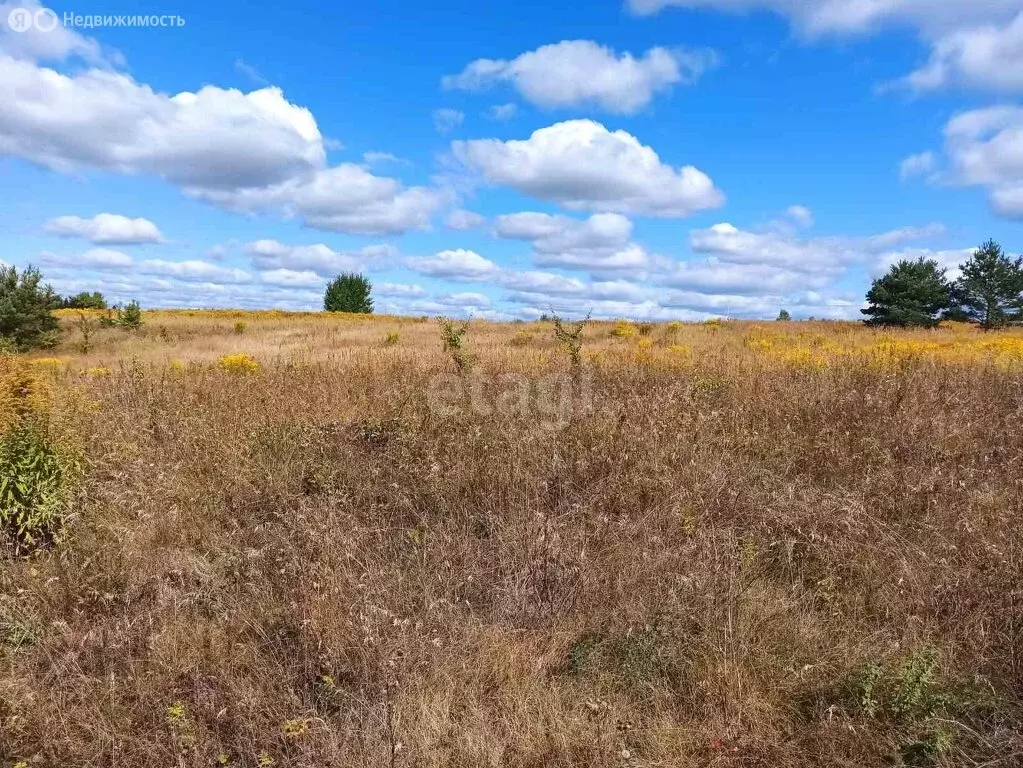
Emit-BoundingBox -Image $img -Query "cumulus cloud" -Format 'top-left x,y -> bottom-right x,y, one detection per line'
407,249 -> 498,280
494,211 -> 649,272
245,239 -> 396,276
689,221 -> 944,271
625,1 -> 1023,94
624,0 -> 1021,36
41,247 -> 133,269
0,0 -> 113,65
453,120 -> 724,217
0,53 -> 445,234
44,213 -> 163,245
929,106 -> 1023,218
872,247 -> 976,280
900,12 -> 1023,93
443,40 -> 717,113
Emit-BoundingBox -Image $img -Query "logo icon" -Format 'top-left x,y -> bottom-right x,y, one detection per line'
34,7 -> 58,32
7,7 -> 33,32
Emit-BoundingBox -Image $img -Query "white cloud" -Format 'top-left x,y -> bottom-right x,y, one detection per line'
454,120 -> 724,217
0,0 -> 112,65
443,40 -> 716,113
872,247 -> 976,280
433,108 -> 465,134
494,211 -> 649,272
445,209 -> 486,230
625,2 -> 1023,94
784,204 -> 814,228
487,103 -> 518,120
901,12 -> 1023,93
0,54 -> 445,235
258,268 -> 325,288
900,151 -> 937,180
44,213 -> 163,245
375,282 -> 426,297
140,259 -> 253,284
41,247 -> 134,269
625,0 -> 1021,36
689,221 -> 944,271
408,249 -> 498,280
245,239 -> 395,276
930,105 -> 1023,218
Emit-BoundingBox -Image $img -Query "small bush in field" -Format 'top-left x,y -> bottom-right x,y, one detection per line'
217,353 -> 260,373
609,319 -> 637,339
116,300 -> 144,330
0,365 -> 83,554
384,331 -> 400,346
234,321 -> 246,335
439,318 -> 473,373
551,311 -> 588,371
638,322 -> 654,336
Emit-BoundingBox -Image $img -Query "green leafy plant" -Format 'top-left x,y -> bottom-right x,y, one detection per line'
384,331 -> 400,346
439,318 -> 473,373
324,272 -> 373,313
0,420 -> 83,554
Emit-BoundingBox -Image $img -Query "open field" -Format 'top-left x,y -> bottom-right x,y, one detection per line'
2,311 -> 1022,767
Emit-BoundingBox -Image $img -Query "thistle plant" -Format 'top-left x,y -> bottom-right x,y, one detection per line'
551,311 -> 589,375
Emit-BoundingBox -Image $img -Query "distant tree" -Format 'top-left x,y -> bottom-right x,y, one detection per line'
62,291 -> 107,310
776,309 -> 791,321
0,265 -> 61,351
861,257 -> 951,328
954,240 -> 1023,330
324,273 -> 373,314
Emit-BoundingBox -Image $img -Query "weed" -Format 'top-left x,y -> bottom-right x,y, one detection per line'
234,321 -> 247,335
217,353 -> 260,373
384,331 -> 400,346
439,318 -> 474,373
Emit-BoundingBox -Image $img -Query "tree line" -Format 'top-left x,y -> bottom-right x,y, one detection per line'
862,240 -> 1023,330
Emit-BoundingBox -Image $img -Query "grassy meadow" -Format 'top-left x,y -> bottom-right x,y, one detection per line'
2,310 -> 1022,767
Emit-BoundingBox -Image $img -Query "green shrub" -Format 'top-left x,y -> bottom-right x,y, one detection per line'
0,420 -> 83,554
384,331 -> 399,346
0,265 -> 61,352
116,300 -> 144,330
439,318 -> 473,374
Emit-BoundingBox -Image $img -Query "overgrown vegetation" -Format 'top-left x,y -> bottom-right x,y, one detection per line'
0,312 -> 1020,766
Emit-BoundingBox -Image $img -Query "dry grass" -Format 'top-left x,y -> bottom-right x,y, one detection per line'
2,311 -> 1022,767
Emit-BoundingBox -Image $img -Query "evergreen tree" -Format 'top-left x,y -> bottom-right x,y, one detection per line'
954,240 -> 1023,330
0,265 -> 61,351
861,258 -> 951,328
324,273 -> 373,314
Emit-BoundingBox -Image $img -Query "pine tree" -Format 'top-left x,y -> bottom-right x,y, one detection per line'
0,265 -> 61,351
861,258 -> 951,328
324,273 -> 373,314
954,240 -> 1023,330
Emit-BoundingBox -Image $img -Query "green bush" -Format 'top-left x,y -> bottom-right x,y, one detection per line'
0,266 -> 61,352
116,300 -> 144,330
0,420 -> 83,554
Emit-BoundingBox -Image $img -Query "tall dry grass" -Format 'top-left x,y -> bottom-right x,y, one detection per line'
1,312 -> 1021,767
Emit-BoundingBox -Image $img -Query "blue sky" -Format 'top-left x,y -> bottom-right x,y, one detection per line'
1,0 -> 1021,319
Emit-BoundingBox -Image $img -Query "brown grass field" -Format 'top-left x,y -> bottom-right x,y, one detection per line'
2,310 -> 1022,767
